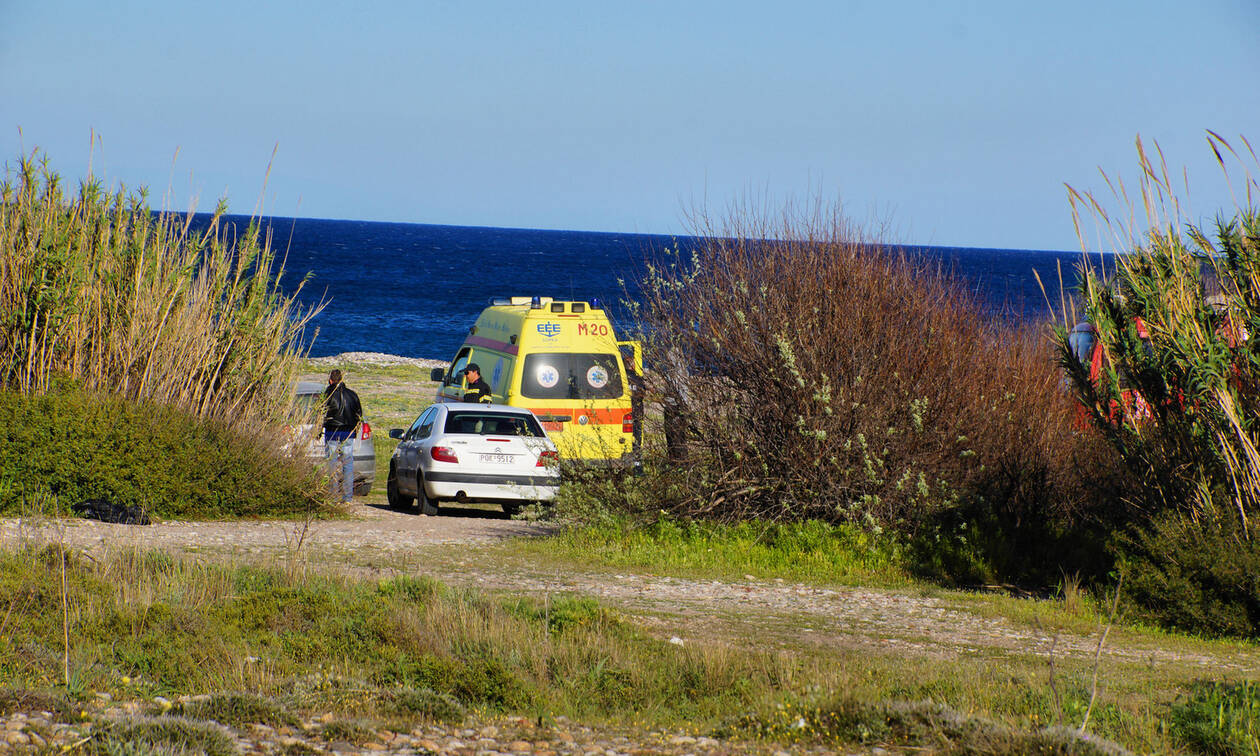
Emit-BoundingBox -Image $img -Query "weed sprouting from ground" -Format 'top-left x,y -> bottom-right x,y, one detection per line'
85,715 -> 236,756
1169,680 -> 1260,756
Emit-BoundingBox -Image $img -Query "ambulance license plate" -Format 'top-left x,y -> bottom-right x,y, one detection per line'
479,453 -> 512,464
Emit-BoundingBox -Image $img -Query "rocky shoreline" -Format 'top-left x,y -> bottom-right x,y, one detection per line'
305,352 -> 448,369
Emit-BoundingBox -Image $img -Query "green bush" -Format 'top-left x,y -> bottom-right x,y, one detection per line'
1170,680 -> 1260,756
175,692 -> 300,728
1113,506 -> 1260,637
0,383 -> 322,519
733,698 -> 1129,754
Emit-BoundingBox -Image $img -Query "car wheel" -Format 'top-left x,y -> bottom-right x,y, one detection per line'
386,464 -> 413,510
500,502 -> 521,517
417,473 -> 439,516
354,479 -> 373,497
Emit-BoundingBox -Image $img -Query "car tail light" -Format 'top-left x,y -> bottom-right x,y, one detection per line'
622,411 -> 634,434
360,421 -> 372,440
537,450 -> 559,467
431,446 -> 459,464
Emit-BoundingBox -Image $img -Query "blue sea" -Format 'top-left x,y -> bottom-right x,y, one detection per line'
209,215 -> 1098,360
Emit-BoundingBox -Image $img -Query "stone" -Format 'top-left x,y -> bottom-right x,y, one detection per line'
418,738 -> 443,751
28,732 -> 47,747
508,740 -> 533,752
5,731 -> 30,746
479,725 -> 500,738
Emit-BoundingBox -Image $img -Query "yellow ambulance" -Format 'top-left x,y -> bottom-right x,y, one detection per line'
430,296 -> 642,465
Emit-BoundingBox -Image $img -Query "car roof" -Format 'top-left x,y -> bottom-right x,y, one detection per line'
296,381 -> 325,396
429,403 -> 535,417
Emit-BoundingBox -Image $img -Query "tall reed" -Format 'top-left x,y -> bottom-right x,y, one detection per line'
0,151 -> 321,424
1059,133 -> 1260,530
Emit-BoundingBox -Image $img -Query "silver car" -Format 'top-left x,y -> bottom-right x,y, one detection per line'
296,381 -> 376,496
386,403 -> 559,516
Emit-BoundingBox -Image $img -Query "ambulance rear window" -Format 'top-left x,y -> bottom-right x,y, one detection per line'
521,353 -> 624,400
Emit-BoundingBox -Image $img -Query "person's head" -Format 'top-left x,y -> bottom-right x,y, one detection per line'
464,363 -> 481,382
328,369 -> 342,385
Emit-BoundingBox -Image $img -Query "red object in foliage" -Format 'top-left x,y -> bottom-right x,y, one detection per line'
1068,318 -> 1153,427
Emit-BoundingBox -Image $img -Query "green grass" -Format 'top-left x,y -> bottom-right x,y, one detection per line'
516,516 -> 913,587
1,541 -> 1250,753
1169,680 -> 1260,755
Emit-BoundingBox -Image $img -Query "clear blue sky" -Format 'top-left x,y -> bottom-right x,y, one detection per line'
2,0 -> 1256,250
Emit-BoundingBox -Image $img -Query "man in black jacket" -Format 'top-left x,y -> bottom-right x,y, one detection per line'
462,363 -> 493,403
323,369 -> 363,503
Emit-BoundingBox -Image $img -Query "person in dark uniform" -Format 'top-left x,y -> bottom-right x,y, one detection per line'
462,363 -> 493,403
323,369 -> 363,503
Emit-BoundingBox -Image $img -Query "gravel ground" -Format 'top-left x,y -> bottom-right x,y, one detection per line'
5,505 -> 1256,673
2,504 -> 1254,754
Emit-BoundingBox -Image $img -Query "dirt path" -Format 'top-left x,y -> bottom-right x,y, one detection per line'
5,505 -> 1257,679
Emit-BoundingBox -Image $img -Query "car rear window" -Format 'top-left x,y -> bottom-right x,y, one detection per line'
520,353 -> 624,400
444,412 -> 545,437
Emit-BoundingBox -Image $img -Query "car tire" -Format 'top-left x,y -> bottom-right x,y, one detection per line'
500,502 -> 521,517
417,473 -> 439,516
386,464 -> 413,510
354,479 -> 373,497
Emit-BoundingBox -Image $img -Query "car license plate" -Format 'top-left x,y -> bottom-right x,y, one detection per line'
479,453 -> 512,464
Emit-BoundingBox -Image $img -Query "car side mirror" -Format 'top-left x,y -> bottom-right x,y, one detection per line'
430,367 -> 445,382
388,429 -> 405,440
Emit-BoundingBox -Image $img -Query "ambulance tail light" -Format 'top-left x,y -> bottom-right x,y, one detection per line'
622,412 -> 634,434
431,446 -> 459,464
360,422 -> 372,441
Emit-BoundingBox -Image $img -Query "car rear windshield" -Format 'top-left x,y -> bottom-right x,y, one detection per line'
520,353 -> 624,400
444,411 -> 545,437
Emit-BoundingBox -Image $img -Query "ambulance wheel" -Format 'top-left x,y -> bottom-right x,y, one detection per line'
417,473 -> 440,516
500,502 -> 521,517
386,464 -> 412,510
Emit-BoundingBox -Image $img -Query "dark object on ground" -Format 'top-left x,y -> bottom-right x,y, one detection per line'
72,498 -> 150,525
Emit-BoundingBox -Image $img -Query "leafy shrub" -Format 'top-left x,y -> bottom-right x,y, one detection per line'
1170,680 -> 1260,756
176,692 -> 300,728
86,715 -> 236,756
381,687 -> 465,723
1113,505 -> 1260,637
319,718 -> 378,745
626,200 -> 1099,586
734,698 -> 1129,754
0,384 -> 323,518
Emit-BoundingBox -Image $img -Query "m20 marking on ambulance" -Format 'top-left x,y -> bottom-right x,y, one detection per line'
537,323 -> 561,339
577,323 -> 610,336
